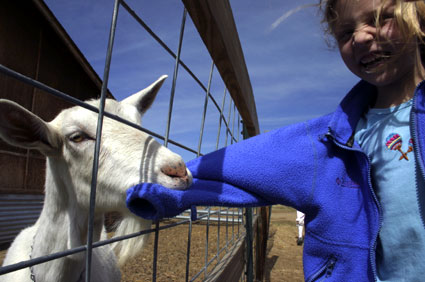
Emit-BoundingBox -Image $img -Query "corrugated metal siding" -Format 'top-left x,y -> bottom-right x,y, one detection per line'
0,194 -> 43,244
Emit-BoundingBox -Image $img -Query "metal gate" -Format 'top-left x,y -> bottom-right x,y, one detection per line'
0,0 -> 263,281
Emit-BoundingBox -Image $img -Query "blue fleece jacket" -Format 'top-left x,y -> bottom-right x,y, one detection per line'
126,80 -> 425,282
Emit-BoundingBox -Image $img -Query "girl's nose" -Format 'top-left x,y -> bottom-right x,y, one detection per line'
352,27 -> 375,46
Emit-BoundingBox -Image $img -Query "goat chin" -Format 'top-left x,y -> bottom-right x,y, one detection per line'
112,215 -> 151,266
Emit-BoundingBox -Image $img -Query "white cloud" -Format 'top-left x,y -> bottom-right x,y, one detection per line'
268,4 -> 317,32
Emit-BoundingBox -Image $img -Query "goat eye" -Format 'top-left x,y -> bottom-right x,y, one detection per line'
69,133 -> 87,143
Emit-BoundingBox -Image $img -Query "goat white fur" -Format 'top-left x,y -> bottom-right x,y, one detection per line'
0,75 -> 192,282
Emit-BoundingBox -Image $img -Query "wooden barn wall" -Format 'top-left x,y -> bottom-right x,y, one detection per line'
0,0 -> 107,195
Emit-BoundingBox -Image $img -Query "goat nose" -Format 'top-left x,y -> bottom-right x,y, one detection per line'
161,160 -> 186,177
161,160 -> 193,188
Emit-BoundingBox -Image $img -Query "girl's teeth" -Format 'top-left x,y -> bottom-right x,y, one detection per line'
361,53 -> 390,69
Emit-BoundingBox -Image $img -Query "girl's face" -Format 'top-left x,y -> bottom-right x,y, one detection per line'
334,0 -> 420,88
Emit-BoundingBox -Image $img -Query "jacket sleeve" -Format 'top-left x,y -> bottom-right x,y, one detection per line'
126,121 -> 319,220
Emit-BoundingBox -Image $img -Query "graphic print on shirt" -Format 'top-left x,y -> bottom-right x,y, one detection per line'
385,133 -> 413,161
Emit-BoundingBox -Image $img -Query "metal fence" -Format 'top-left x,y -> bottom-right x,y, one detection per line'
0,0 -> 259,281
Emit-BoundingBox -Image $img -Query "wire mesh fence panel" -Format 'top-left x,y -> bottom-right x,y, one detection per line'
0,1 -> 259,281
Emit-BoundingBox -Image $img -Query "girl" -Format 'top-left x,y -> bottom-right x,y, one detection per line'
127,0 -> 425,281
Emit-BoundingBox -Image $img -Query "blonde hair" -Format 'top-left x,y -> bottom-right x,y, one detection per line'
319,0 -> 425,46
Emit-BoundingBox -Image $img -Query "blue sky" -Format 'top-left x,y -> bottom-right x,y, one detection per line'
44,0 -> 359,161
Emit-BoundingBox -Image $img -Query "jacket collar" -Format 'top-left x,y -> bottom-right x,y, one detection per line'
328,80 -> 425,147
414,80 -> 425,112
328,80 -> 377,146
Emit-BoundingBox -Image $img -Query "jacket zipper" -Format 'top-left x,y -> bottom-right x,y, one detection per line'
410,90 -> 425,228
325,130 -> 382,282
306,256 -> 337,282
320,81 -> 425,281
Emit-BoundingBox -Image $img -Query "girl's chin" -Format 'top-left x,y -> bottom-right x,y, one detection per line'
363,76 -> 394,87
356,68 -> 398,86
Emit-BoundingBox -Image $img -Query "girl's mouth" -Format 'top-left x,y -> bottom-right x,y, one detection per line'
360,52 -> 391,73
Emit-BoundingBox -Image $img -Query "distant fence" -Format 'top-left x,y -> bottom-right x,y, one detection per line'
0,0 -> 270,281
0,195 -> 43,245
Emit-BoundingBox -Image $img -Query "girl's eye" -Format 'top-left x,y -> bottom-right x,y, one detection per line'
336,30 -> 353,43
379,14 -> 394,24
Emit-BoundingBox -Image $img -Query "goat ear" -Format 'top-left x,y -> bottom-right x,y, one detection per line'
0,99 -> 61,156
121,75 -> 167,115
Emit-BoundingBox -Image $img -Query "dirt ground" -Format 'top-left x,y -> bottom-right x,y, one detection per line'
265,205 -> 304,281
119,205 -> 304,281
0,205 -> 304,281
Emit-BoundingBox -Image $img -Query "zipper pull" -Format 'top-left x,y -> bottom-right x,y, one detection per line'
346,131 -> 355,148
318,128 -> 334,142
325,257 -> 337,278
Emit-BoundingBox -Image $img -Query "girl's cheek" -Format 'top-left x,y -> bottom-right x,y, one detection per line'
339,42 -> 353,58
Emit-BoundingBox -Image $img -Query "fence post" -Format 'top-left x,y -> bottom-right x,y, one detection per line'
242,122 -> 270,282
255,207 -> 270,281
245,207 -> 254,282
242,122 -> 254,282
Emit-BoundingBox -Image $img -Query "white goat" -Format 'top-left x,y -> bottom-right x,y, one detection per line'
0,75 -> 192,282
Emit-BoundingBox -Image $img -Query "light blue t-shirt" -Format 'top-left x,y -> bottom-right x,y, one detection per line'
355,99 -> 425,282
